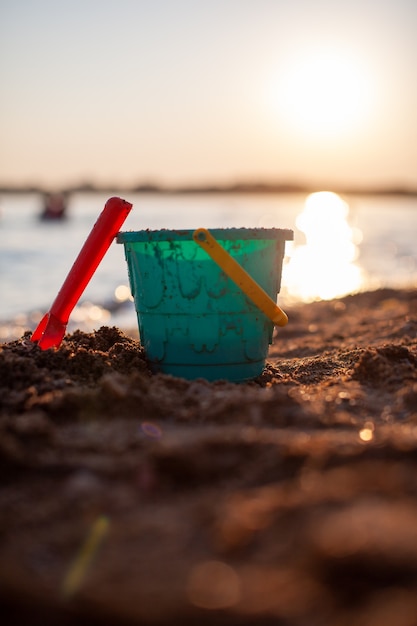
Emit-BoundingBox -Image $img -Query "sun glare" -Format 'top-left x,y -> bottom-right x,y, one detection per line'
268,49 -> 373,139
284,192 -> 363,301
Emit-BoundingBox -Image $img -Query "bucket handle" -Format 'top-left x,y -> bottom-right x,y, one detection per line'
193,228 -> 288,327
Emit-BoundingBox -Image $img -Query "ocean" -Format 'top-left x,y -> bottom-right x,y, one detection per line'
1,190 -> 416,341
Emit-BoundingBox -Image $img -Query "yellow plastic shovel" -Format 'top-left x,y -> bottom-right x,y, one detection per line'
193,227 -> 288,326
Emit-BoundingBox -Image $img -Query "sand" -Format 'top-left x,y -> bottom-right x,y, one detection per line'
1,287 -> 417,625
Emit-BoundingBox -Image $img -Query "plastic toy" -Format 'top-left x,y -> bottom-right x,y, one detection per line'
117,227 -> 293,382
31,197 -> 132,349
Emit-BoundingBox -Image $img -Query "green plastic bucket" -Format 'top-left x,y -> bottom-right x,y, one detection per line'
117,228 -> 293,382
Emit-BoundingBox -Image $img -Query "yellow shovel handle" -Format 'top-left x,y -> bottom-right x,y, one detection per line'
193,228 -> 288,327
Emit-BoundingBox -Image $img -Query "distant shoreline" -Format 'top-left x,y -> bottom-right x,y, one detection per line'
1,181 -> 417,197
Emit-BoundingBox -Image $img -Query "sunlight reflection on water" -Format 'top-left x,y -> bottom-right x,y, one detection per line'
283,192 -> 363,301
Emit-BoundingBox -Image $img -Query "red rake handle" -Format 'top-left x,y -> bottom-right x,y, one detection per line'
31,196 -> 132,348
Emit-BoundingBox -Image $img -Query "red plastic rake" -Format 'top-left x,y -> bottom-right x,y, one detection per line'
31,196 -> 132,350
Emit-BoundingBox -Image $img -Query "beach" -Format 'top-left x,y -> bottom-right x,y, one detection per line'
1,286 -> 417,625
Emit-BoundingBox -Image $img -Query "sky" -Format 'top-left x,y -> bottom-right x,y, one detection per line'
1,0 -> 417,190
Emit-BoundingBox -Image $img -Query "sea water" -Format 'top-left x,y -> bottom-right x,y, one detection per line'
0,191 -> 416,341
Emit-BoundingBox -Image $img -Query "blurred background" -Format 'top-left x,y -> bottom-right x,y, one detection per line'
1,0 -> 416,339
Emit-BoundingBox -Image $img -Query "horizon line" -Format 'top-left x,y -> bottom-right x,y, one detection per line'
1,179 -> 416,197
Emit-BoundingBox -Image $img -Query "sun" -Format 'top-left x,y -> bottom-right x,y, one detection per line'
267,49 -> 373,139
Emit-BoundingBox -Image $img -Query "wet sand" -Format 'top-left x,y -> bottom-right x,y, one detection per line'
1,287 -> 417,625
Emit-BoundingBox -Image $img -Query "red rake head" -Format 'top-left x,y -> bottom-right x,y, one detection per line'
31,312 -> 67,350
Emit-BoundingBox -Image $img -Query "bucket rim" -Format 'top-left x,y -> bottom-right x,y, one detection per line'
117,227 -> 294,244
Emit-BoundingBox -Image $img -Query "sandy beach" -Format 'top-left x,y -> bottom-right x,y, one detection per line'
1,287 -> 417,625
